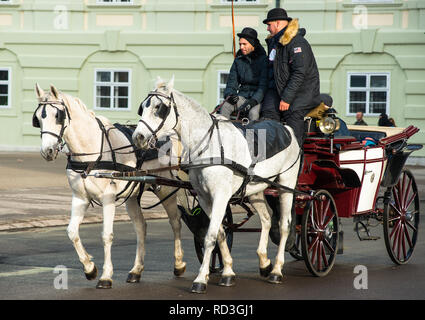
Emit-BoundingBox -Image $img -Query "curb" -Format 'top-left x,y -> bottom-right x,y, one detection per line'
0,212 -> 167,232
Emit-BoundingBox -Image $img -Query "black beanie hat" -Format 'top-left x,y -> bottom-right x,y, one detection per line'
237,27 -> 259,47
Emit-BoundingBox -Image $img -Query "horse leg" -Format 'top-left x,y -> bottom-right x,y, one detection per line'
67,195 -> 97,280
125,196 -> 146,283
157,187 -> 186,277
269,191 -> 293,284
96,184 -> 116,289
192,192 -> 232,294
249,193 -> 273,277
216,225 -> 236,287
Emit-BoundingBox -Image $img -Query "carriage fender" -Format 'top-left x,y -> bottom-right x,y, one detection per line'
312,160 -> 361,188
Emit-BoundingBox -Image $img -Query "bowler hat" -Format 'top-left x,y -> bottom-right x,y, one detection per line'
237,27 -> 259,46
263,8 -> 292,24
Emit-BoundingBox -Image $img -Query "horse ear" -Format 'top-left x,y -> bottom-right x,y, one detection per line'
50,84 -> 60,100
35,83 -> 45,101
167,75 -> 175,91
155,76 -> 165,89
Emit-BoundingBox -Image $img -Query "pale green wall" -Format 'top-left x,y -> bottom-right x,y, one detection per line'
0,0 -> 424,156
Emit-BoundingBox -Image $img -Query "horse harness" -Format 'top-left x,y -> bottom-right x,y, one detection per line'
137,90 -> 179,149
137,90 -> 306,199
32,99 -> 146,205
32,100 -> 71,148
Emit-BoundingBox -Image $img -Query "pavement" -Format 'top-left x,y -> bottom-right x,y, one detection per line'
0,152 -> 170,232
0,151 -> 425,232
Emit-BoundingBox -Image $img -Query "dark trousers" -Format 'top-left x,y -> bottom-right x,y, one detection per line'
261,89 -> 310,147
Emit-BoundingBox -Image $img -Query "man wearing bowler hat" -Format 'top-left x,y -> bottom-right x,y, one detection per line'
261,8 -> 321,146
262,8 -> 321,256
220,27 -> 268,121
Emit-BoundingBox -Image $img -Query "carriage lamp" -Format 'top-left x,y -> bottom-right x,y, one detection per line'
319,116 -> 340,134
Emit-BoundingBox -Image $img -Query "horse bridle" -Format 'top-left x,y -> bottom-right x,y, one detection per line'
137,90 -> 179,148
32,100 -> 71,147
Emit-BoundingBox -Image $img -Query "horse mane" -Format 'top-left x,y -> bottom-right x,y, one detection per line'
172,88 -> 210,118
61,92 -> 112,126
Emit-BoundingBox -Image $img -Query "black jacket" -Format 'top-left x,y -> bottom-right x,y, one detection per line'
266,19 -> 321,111
224,44 -> 268,104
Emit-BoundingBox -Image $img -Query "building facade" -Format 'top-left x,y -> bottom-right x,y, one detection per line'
0,0 -> 424,157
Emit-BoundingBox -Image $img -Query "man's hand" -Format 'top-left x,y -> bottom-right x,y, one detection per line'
238,99 -> 257,113
227,95 -> 239,105
279,100 -> 290,111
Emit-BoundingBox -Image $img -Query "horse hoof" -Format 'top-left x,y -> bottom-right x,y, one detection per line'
191,282 -> 207,294
218,275 -> 236,287
126,273 -> 141,283
267,274 -> 283,284
174,265 -> 186,277
259,263 -> 273,278
84,265 -> 98,281
96,279 -> 112,289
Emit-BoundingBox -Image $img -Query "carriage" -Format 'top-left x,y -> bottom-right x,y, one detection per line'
183,118 -> 421,277
98,105 -> 422,278
33,83 -> 421,291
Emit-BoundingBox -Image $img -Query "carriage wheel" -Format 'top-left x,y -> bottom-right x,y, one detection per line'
194,205 -> 234,273
301,190 -> 339,277
383,169 -> 420,265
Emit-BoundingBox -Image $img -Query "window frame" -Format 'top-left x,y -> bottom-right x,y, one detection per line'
220,0 -> 259,4
94,68 -> 132,111
0,67 -> 11,109
217,70 -> 229,105
95,0 -> 134,5
346,72 -> 390,116
351,0 -> 394,3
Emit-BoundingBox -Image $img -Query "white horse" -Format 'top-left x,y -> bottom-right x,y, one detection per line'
33,84 -> 186,289
132,78 -> 301,293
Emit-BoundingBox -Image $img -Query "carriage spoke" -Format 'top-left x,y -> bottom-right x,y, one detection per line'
323,237 -> 335,254
392,186 -> 402,213
323,214 -> 335,229
310,237 -> 319,267
402,178 -> 412,210
403,223 -> 413,249
397,223 -> 404,261
405,220 -> 417,232
321,200 -> 330,227
320,242 -> 329,268
389,203 -> 402,218
316,241 -> 322,271
404,191 -> 417,212
392,221 -> 402,255
390,220 -> 401,239
401,172 -> 407,208
401,224 -> 407,260
308,235 -> 319,253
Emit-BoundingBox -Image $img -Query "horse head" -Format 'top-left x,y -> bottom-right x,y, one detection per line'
133,76 -> 177,149
33,83 -> 70,161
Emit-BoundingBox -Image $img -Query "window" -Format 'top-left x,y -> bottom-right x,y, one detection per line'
0,0 -> 12,3
347,73 -> 390,115
95,69 -> 131,110
96,0 -> 133,4
0,68 -> 11,108
351,0 -> 394,3
217,71 -> 229,105
221,0 -> 258,3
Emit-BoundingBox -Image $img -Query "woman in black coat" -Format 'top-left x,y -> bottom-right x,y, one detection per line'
220,27 -> 268,121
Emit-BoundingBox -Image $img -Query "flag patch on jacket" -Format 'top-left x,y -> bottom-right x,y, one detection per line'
294,47 -> 302,53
